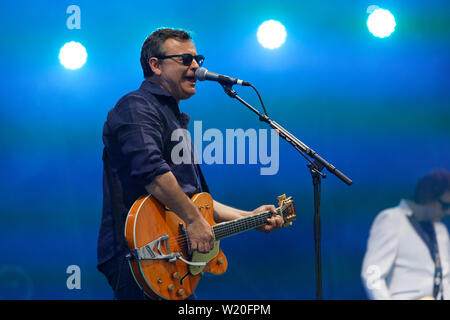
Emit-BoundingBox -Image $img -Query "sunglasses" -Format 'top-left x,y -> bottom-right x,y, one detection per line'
156,53 -> 205,67
439,199 -> 450,211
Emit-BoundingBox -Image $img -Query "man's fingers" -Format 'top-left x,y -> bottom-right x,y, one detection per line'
188,237 -> 214,254
275,215 -> 283,227
199,242 -> 214,253
269,205 -> 277,215
265,215 -> 284,231
188,240 -> 197,253
185,216 -> 215,254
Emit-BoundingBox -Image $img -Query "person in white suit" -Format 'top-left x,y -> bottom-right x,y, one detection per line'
362,169 -> 450,300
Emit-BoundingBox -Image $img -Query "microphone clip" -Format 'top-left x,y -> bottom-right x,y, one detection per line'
221,83 -> 237,98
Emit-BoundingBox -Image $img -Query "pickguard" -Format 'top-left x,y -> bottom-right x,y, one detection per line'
189,241 -> 220,275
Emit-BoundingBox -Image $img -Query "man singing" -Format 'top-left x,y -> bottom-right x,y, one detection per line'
97,28 -> 284,299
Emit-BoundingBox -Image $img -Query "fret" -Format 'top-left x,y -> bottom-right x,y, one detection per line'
213,208 -> 282,240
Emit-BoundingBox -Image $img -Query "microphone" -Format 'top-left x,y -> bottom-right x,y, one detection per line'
195,67 -> 250,86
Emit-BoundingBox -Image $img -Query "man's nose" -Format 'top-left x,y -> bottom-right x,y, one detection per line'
190,57 -> 200,70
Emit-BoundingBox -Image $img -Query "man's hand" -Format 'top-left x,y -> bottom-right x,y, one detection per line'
146,171 -> 215,254
185,214 -> 215,254
252,205 -> 284,233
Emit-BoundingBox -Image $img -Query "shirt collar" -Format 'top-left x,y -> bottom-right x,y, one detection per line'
399,199 -> 414,216
140,79 -> 172,97
140,79 -> 191,129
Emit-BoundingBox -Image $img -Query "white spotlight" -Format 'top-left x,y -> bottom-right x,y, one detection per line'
59,41 -> 87,70
367,8 -> 396,38
257,20 -> 287,49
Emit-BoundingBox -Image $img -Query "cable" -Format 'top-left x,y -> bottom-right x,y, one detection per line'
248,83 -> 269,117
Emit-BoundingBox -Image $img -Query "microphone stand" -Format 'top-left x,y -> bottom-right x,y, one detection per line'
220,83 -> 352,300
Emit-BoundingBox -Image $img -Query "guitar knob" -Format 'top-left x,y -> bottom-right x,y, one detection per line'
177,289 -> 185,296
172,272 -> 180,279
168,284 -> 175,292
218,258 -> 225,265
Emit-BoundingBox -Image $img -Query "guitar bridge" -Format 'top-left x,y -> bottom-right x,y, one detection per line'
133,234 -> 180,262
133,234 -> 207,268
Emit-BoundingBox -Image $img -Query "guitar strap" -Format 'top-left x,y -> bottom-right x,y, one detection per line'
196,163 -> 210,194
102,148 -> 144,298
102,148 -> 131,254
407,214 -> 443,300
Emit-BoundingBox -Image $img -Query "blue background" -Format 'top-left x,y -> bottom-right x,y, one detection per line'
0,0 -> 449,299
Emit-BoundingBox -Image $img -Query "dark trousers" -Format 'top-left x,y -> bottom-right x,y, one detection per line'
98,254 -> 197,300
98,254 -> 150,300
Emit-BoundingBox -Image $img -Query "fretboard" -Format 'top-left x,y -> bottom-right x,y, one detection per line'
213,208 -> 281,240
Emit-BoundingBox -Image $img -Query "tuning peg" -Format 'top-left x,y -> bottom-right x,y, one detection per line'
283,221 -> 293,227
277,194 -> 286,206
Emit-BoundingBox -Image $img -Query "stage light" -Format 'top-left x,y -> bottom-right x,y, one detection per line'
367,8 -> 396,38
257,20 -> 287,49
59,41 -> 87,70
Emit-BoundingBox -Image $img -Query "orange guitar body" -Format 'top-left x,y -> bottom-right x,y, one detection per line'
124,192 -> 227,300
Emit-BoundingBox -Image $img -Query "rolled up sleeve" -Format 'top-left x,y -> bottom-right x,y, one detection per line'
108,94 -> 171,188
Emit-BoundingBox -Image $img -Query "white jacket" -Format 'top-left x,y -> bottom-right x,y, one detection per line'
361,200 -> 450,300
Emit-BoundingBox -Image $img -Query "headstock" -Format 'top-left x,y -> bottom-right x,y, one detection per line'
277,194 -> 296,227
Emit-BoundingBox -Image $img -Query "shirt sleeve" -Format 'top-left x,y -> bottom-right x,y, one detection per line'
108,94 -> 171,188
361,210 -> 400,300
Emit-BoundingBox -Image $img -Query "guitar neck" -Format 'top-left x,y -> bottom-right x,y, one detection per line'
212,208 -> 281,241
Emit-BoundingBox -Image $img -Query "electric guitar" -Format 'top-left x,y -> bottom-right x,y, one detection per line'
124,192 -> 296,300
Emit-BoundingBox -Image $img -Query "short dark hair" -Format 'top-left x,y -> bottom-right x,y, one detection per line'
414,169 -> 450,204
140,28 -> 192,78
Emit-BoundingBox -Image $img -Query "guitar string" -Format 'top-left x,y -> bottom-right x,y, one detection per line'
137,204 -> 292,257
165,213 -> 271,252
167,209 -> 275,243
164,208 -> 281,250
165,205 -> 289,244
166,217 -> 268,250
162,212 -> 271,252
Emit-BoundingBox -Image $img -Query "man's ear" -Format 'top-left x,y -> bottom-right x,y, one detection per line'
149,57 -> 162,76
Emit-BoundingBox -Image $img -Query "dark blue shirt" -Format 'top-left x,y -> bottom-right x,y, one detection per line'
97,80 -> 202,267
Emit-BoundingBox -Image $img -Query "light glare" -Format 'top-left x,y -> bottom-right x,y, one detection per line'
367,8 -> 396,38
59,41 -> 87,70
257,20 -> 287,49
